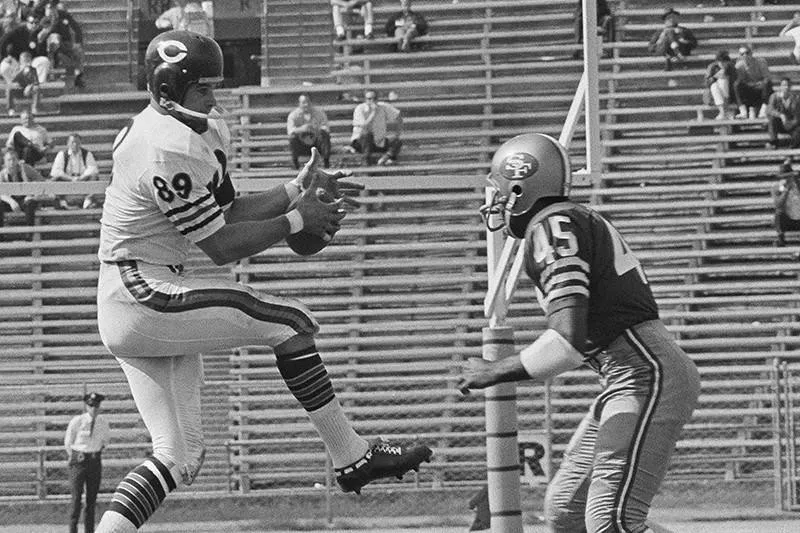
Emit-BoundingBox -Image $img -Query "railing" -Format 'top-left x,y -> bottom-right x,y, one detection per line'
0,442 -> 151,500
126,0 -> 135,84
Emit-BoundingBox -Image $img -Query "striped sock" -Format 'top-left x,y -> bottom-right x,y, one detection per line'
105,456 -> 179,530
276,345 -> 336,412
276,344 -> 368,467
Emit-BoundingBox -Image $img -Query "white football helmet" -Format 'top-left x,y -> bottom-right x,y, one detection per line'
480,133 -> 572,238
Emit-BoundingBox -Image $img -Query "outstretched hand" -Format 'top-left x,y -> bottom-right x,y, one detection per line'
297,147 -> 364,209
455,357 -> 499,395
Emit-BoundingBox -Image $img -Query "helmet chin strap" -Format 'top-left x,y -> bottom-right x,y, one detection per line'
502,191 -> 518,231
160,97 -> 225,120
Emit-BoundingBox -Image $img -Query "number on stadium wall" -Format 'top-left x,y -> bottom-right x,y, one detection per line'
152,173 -> 193,202
533,215 -> 578,264
602,219 -> 647,284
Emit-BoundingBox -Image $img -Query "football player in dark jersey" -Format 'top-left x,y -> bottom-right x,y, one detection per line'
457,133 -> 700,533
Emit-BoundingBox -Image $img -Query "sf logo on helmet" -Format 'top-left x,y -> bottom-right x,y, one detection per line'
501,152 -> 539,181
157,40 -> 188,64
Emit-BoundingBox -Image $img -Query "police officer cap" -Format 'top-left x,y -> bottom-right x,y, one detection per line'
83,392 -> 105,406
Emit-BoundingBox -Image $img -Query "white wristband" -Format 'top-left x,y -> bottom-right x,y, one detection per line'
285,209 -> 304,234
284,181 -> 301,202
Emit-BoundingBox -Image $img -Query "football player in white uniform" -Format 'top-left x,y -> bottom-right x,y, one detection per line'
95,30 -> 431,533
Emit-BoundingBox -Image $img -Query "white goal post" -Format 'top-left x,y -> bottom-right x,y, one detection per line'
480,1 -> 604,531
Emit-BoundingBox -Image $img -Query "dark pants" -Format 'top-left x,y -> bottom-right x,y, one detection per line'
351,132 -> 402,165
289,130 -> 331,169
69,453 -> 102,533
768,117 -> 800,148
734,79 -> 772,109
11,131 -> 45,165
0,196 -> 37,226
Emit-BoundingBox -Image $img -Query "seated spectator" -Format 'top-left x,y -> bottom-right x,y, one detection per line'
7,50 -> 39,115
703,50 -> 736,120
384,0 -> 428,53
348,89 -> 402,166
779,12 -> 800,65
155,0 -> 213,37
287,93 -> 331,170
331,0 -> 373,41
6,108 -> 50,164
648,7 -> 697,71
0,14 -> 50,83
773,159 -> 800,246
734,45 -> 772,119
0,146 -> 43,226
572,0 -> 615,59
49,132 -> 99,209
38,1 -> 85,88
0,43 -> 19,85
766,77 -> 800,150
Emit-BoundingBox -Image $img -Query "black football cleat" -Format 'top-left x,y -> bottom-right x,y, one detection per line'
336,439 -> 433,495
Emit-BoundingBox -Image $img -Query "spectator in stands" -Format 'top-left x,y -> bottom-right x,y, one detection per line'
331,0 -> 374,41
38,1 -> 85,88
0,7 -> 17,37
0,14 -> 50,83
50,132 -> 99,209
65,391 -> 110,533
6,50 -> 39,115
703,50 -> 737,120
779,12 -> 800,64
348,89 -> 402,166
5,108 -> 50,164
572,0 -> 615,60
648,7 -> 697,71
766,77 -> 800,149
0,146 -> 43,226
155,0 -> 213,37
734,45 -> 772,119
384,0 -> 428,53
772,158 -> 800,246
287,93 -> 331,170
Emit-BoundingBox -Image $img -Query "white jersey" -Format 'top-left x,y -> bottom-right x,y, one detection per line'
98,105 -> 235,266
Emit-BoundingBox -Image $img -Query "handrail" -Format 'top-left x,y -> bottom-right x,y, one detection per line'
126,0 -> 134,84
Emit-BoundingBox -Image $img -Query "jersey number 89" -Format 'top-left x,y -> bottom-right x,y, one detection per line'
153,173 -> 192,202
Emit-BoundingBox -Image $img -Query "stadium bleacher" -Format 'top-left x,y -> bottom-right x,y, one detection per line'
2,0 -> 800,510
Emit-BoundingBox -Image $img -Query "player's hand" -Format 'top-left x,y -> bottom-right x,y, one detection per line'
456,358 -> 498,395
294,189 -> 345,239
299,147 -> 364,208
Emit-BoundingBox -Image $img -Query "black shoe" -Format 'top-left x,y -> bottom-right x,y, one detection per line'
335,439 -> 433,495
74,73 -> 85,89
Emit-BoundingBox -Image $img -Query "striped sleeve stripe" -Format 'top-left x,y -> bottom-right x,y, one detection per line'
170,200 -> 217,228
543,271 -> 589,294
164,192 -> 214,217
544,286 -> 589,306
539,256 -> 590,282
177,207 -> 223,237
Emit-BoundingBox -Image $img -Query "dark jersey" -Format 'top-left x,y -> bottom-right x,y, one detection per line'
523,201 -> 659,355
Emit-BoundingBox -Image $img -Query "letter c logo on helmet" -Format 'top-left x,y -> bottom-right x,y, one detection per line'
157,40 -> 188,64
500,152 -> 539,181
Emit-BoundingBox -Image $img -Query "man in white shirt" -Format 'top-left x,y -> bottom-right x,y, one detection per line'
156,0 -> 213,37
349,90 -> 402,166
65,392 -> 111,533
5,109 -> 50,165
50,133 -> 100,209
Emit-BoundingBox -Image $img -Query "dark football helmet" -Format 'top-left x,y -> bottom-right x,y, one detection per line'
145,30 -> 224,120
480,133 -> 572,239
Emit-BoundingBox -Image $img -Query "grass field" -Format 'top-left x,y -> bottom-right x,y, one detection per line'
1,479 -> 798,532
